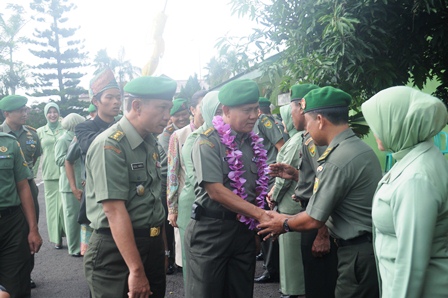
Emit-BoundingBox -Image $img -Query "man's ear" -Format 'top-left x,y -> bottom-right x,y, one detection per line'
131,99 -> 143,113
317,114 -> 325,130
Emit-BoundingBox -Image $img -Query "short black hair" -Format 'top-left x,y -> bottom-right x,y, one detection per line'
190,90 -> 208,108
259,105 -> 271,115
307,107 -> 349,125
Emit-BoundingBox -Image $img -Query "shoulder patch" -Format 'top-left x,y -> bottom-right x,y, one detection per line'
263,118 -> 273,129
202,127 -> 215,137
199,139 -> 215,148
308,144 -> 316,157
109,130 -> 125,142
104,145 -> 122,154
317,147 -> 334,162
313,177 -> 319,194
25,125 -> 37,132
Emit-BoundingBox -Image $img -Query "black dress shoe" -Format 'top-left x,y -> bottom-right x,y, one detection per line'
30,279 -> 36,289
256,252 -> 264,261
254,273 -> 279,283
166,264 -> 175,275
71,253 -> 82,257
54,244 -> 62,249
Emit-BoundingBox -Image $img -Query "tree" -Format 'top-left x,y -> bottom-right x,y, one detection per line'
0,3 -> 31,95
178,74 -> 203,100
93,47 -> 141,93
225,0 -> 448,107
28,0 -> 88,103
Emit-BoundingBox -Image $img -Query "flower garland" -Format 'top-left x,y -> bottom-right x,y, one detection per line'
212,115 -> 269,230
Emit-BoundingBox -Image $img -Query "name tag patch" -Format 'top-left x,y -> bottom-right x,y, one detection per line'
131,162 -> 144,170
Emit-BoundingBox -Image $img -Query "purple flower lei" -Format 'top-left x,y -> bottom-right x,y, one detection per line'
212,115 -> 269,230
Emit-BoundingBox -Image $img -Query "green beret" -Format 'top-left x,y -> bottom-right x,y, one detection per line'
87,103 -> 96,113
124,76 -> 177,100
0,95 -> 28,112
302,86 -> 352,113
290,84 -> 320,102
218,79 -> 259,107
259,97 -> 271,107
170,98 -> 188,116
89,68 -> 119,100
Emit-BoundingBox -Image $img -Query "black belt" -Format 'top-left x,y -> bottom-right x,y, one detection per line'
0,205 -> 20,219
334,233 -> 372,247
96,227 -> 162,238
202,209 -> 237,220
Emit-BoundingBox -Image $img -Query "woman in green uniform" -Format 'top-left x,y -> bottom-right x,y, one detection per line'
362,86 -> 448,298
177,91 -> 221,285
269,104 -> 305,298
55,113 -> 85,256
36,102 -> 66,248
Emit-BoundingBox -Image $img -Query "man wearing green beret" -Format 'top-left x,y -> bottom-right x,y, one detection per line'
184,79 -> 271,298
83,75 -> 177,298
259,86 -> 381,298
253,96 -> 284,284
0,94 -> 43,289
0,131 -> 42,298
87,103 -> 97,120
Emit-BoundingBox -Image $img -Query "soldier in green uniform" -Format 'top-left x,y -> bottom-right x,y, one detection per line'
83,75 -> 177,298
253,96 -> 284,284
0,94 -> 43,289
259,86 -> 381,298
184,79 -> 271,298
0,132 -> 42,298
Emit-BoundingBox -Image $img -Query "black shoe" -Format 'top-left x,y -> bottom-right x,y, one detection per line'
71,253 -> 82,257
256,252 -> 264,261
54,244 -> 62,249
166,264 -> 175,275
280,295 -> 301,298
254,273 -> 279,283
30,279 -> 36,289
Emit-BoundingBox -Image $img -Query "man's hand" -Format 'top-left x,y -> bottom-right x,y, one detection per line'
28,229 -> 42,254
168,213 -> 178,228
257,211 -> 288,241
266,187 -> 277,210
72,188 -> 83,201
312,226 -> 331,257
269,163 -> 298,181
127,270 -> 152,298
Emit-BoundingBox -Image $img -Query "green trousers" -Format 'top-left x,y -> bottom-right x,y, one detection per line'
0,208 -> 31,298
279,231 -> 305,295
43,180 -> 65,244
336,241 -> 379,298
184,217 -> 256,298
84,230 -> 166,298
60,192 -> 81,254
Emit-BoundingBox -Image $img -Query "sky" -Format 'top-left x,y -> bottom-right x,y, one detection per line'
1,0 -> 257,103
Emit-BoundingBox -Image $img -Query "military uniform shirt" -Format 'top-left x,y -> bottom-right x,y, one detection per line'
295,132 -> 327,203
1,121 -> 42,176
192,128 -> 259,213
158,123 -> 178,154
85,116 -> 165,230
253,114 -> 283,165
306,129 -> 382,240
0,133 -> 32,208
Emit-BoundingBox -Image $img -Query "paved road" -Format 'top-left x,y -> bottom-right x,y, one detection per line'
31,178 -> 282,298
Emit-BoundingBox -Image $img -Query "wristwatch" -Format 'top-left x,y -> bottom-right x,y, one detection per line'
165,250 -> 170,257
283,218 -> 291,232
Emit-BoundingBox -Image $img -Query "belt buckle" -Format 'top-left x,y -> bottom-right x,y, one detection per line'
150,227 -> 160,237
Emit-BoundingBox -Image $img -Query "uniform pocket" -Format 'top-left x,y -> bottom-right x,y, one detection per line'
0,155 -> 13,169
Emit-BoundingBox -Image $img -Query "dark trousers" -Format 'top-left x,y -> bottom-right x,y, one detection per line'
0,208 -> 31,298
184,217 -> 256,298
301,229 -> 338,298
260,236 -> 279,277
84,231 -> 166,298
335,241 -> 379,298
28,179 -> 39,275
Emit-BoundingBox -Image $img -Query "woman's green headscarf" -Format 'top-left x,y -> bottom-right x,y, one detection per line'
280,104 -> 298,137
362,86 -> 448,159
201,91 -> 221,128
44,102 -> 61,130
61,113 -> 85,132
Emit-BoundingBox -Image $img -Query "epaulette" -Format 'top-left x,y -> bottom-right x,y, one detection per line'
108,130 -> 125,142
317,147 -> 335,162
25,125 -> 37,132
304,137 -> 313,146
202,127 -> 215,137
166,125 -> 175,133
